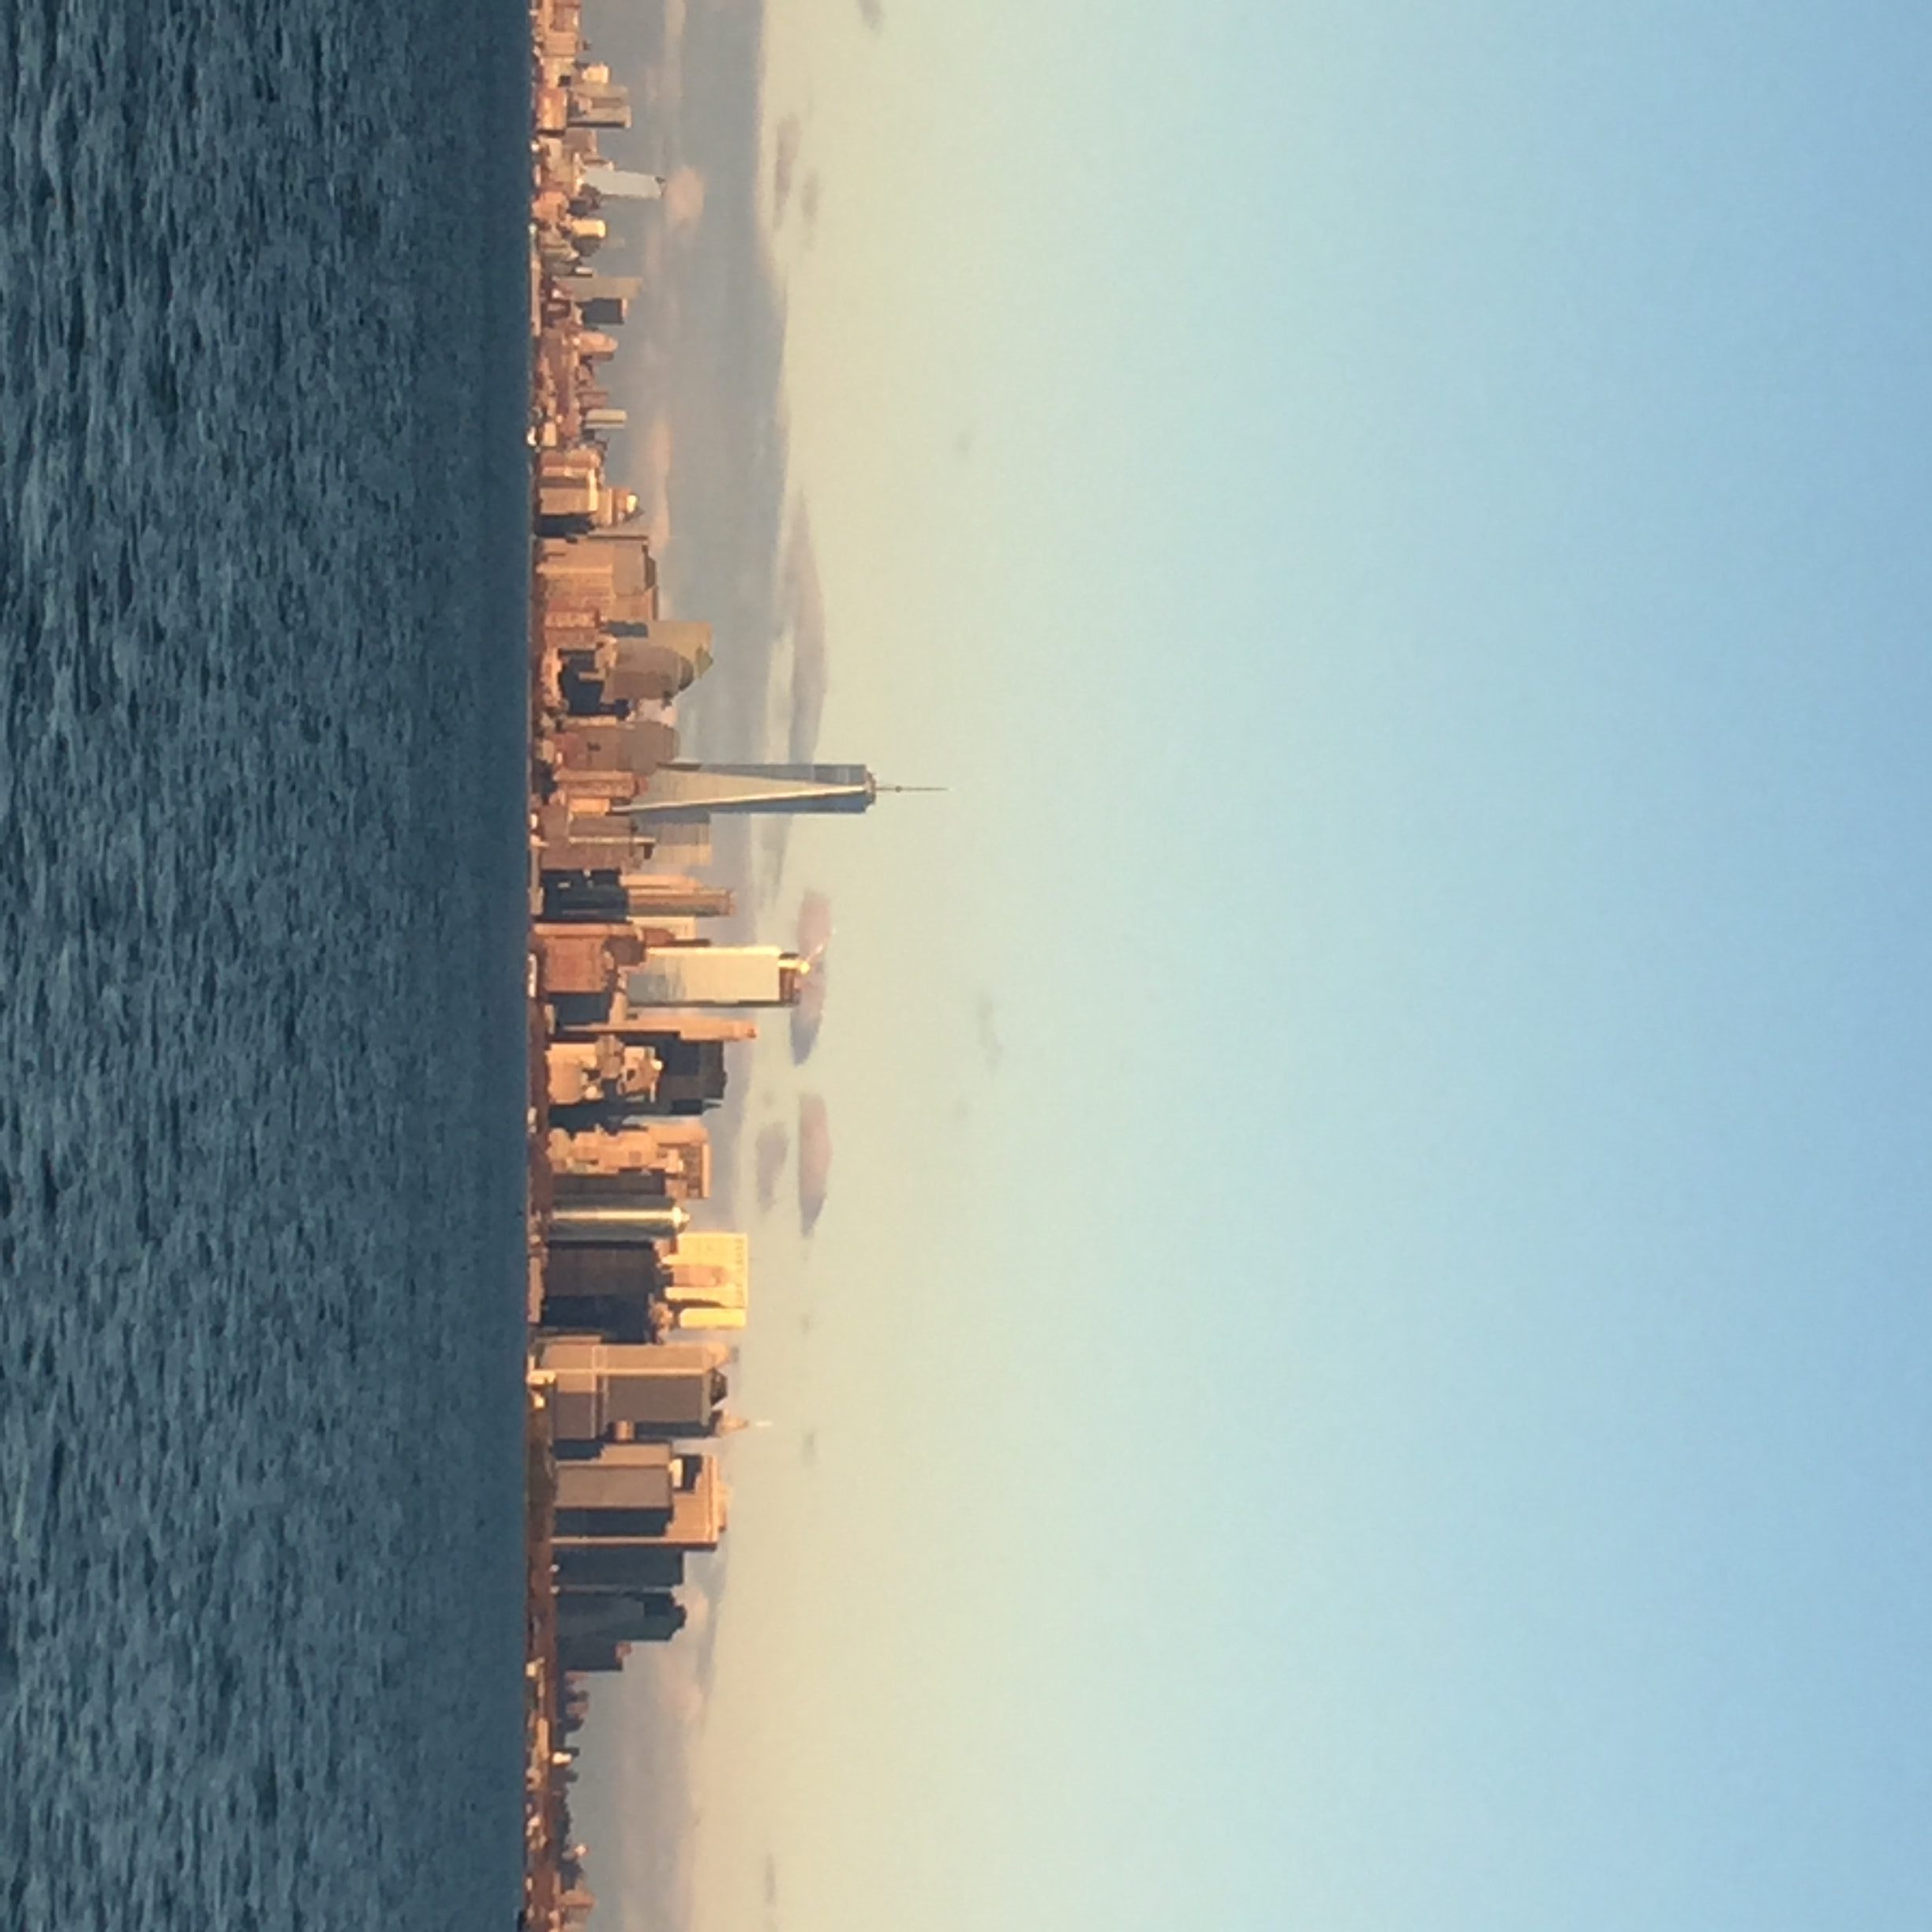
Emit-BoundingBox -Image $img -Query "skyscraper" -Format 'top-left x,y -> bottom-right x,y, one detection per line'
623,946 -> 808,1009
553,1447 -> 728,1552
538,1339 -> 731,1440
556,1590 -> 685,1646
623,762 -> 879,818
657,1231 -> 749,1330
555,1544 -> 685,1592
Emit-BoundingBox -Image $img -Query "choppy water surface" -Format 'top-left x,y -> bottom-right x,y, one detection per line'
0,6 -> 532,1926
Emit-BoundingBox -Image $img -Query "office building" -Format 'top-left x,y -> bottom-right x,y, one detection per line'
626,762 -> 878,818
545,1121 -> 713,1199
554,1543 -> 686,1593
556,1590 -> 685,1645
557,1638 -> 627,1674
556,1441 -> 676,1513
538,1339 -> 730,1440
549,1195 -> 690,1249
566,65 -> 631,128
555,1448 -> 727,1552
546,1033 -> 733,1117
623,946 -> 808,1009
541,873 -> 735,924
657,1231 -> 748,1330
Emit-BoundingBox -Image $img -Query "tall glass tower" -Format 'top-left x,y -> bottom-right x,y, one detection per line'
623,764 -> 878,818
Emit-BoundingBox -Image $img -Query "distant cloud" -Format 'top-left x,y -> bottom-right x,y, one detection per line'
856,0 -> 885,29
632,54 -> 680,124
773,116 -> 803,224
635,415 -> 676,551
585,1645 -> 702,1932
799,171 -> 822,241
753,1123 -> 789,1213
953,426 -> 975,462
790,975 -> 825,1063
662,166 -> 706,237
975,994 -> 1005,1073
797,1092 -> 831,1236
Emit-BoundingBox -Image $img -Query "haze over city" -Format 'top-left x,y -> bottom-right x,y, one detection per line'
565,7 -> 1932,1932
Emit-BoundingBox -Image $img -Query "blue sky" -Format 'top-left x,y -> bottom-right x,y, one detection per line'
578,6 -> 1932,1928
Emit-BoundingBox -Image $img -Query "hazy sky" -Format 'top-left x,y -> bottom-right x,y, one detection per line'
592,6 -> 1932,1930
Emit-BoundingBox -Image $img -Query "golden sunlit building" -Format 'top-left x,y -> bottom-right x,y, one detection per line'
657,1230 -> 749,1330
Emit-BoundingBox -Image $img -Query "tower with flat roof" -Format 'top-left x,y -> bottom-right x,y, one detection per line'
553,1446 -> 728,1552
538,1339 -> 732,1440
623,946 -> 808,1009
657,1231 -> 749,1330
556,1590 -> 685,1645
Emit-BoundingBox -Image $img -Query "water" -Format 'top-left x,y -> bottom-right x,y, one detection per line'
0,4 -> 533,1925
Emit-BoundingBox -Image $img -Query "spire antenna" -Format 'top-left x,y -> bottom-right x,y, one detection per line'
877,784 -> 947,794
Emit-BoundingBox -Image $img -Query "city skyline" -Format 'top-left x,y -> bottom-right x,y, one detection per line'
571,6 -> 1932,1932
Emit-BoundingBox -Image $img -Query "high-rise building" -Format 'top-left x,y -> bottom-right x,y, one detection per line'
555,1544 -> 685,1592
559,273 -> 642,317
556,1590 -> 685,1645
625,762 -> 878,818
533,800 -> 658,877
623,946 -> 808,1009
539,1339 -> 730,1440
550,619 -> 713,717
533,923 -> 645,998
541,874 -> 735,924
537,531 -> 657,627
553,1445 -> 728,1552
541,1242 -> 653,1322
558,1638 -> 628,1674
547,717 -> 681,777
556,1441 -> 677,1513
545,1032 -> 734,1117
638,817 -> 713,871
614,620 -> 712,695
546,1121 -> 713,1199
549,1174 -> 691,1249
545,1039 -> 659,1109
541,1197 -> 747,1335
658,1231 -> 748,1330
583,167 -> 668,202
567,66 -> 631,129
548,1200 -> 688,1247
